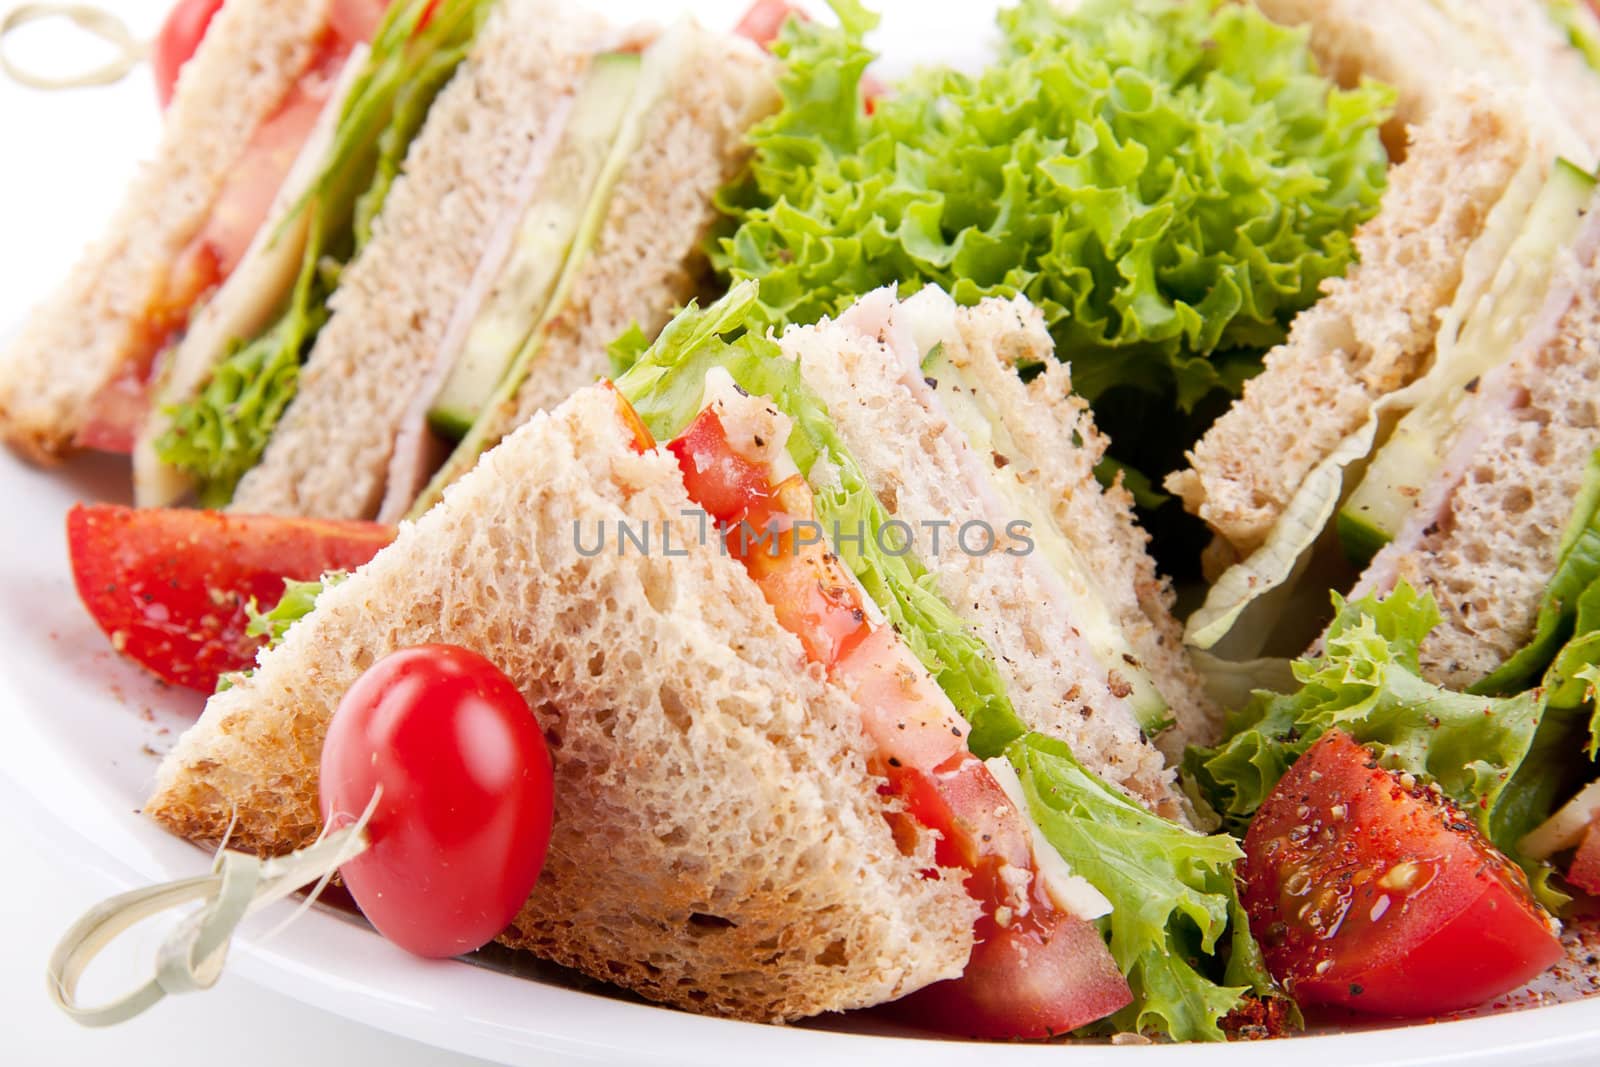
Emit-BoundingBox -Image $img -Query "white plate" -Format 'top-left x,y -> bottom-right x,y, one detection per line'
4,1 -> 1600,1063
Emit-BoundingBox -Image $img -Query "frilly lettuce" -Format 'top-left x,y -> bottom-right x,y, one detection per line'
1008,734 -> 1291,1042
716,0 -> 1392,416
215,572 -> 345,691
156,0 -> 493,504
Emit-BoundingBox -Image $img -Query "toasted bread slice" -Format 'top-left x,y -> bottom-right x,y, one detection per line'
146,384 -> 976,1021
1168,84 -> 1537,559
781,290 -> 1206,812
0,0 -> 335,462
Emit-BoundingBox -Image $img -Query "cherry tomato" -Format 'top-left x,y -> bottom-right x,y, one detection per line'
1569,819 -> 1600,896
67,505 -> 394,691
1241,730 -> 1564,1017
320,645 -> 554,958
152,0 -> 226,108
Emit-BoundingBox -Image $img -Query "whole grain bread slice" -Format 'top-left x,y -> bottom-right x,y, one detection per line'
228,0 -> 604,518
1167,85 -> 1534,559
0,0 -> 334,462
145,385 -> 976,1022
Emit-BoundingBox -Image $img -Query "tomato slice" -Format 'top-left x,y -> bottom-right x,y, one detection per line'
321,644 -> 553,958
152,0 -> 226,108
1240,730 -> 1564,1017
667,399 -> 1130,1038
67,505 -> 394,692
328,0 -> 392,45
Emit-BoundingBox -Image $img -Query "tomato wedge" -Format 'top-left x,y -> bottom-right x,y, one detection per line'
67,505 -> 394,692
1240,730 -> 1563,1017
665,393 -> 1130,1038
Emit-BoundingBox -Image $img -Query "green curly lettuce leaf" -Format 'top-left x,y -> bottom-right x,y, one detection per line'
156,0 -> 492,503
716,0 -> 1392,418
215,572 -> 346,692
244,574 -> 344,645
1185,583 -> 1545,857
1008,734 -> 1293,1042
615,285 -> 1028,756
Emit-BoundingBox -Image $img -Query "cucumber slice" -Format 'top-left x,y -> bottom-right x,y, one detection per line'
412,25 -> 702,517
426,52 -> 643,439
1336,509 -> 1393,566
1339,158 -> 1597,558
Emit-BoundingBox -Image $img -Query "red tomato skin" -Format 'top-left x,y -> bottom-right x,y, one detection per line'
888,759 -> 1132,1037
734,0 -> 805,47
1241,731 -> 1563,1017
1568,820 -> 1600,896
320,645 -> 554,958
152,0 -> 226,108
667,409 -> 773,525
67,505 -> 393,691
892,902 -> 1131,1039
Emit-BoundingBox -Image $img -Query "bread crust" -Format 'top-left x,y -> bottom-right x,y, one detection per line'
0,0 -> 334,462
147,385 -> 976,1021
